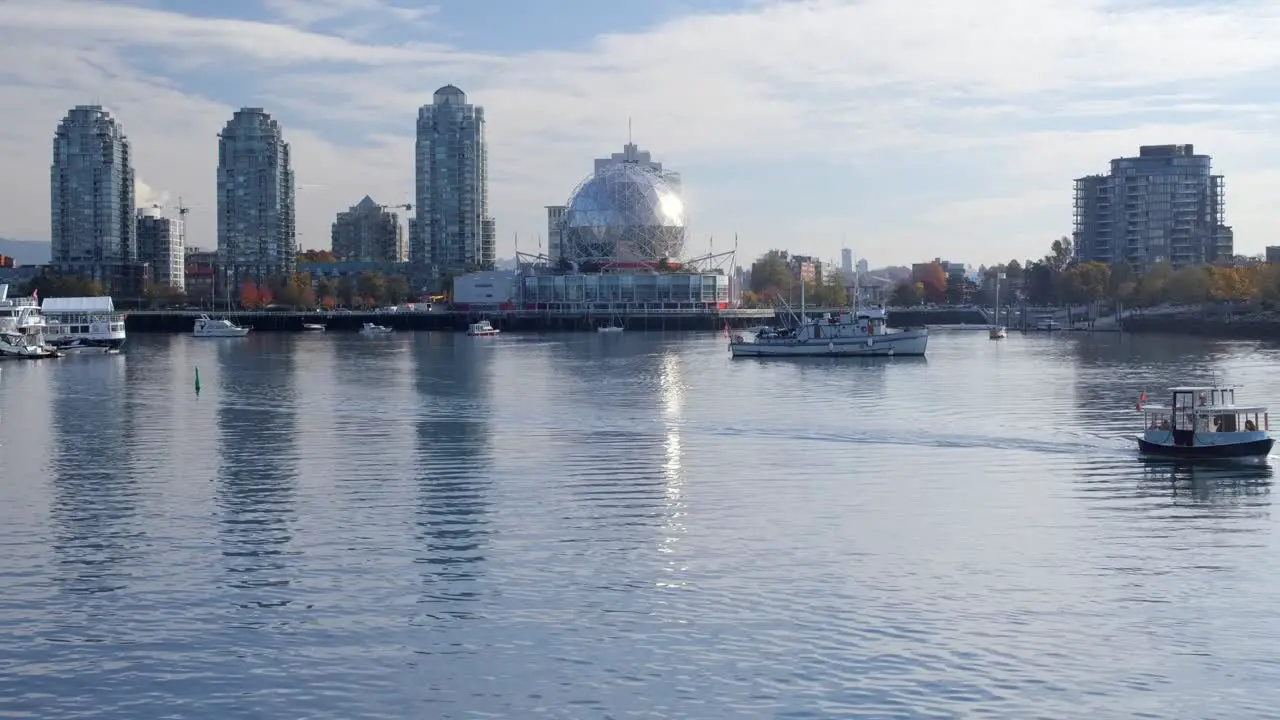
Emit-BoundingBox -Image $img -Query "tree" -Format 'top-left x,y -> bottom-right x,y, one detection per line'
1046,236 -> 1073,273
1107,261 -> 1137,304
1003,259 -> 1023,283
1134,261 -> 1173,306
917,262 -> 947,303
1208,266 -> 1256,302
890,281 -> 922,306
316,277 -> 338,306
297,249 -> 337,263
238,281 -> 261,309
1059,261 -> 1109,305
1023,260 -> 1056,305
382,275 -> 411,305
356,271 -> 386,305
321,296 -> 337,310
750,250 -> 792,296
1163,265 -> 1211,305
144,283 -> 186,309
22,272 -> 105,299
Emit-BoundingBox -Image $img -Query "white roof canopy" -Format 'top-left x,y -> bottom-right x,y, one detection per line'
41,296 -> 115,313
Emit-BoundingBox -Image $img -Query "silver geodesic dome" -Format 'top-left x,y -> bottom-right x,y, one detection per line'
561,162 -> 686,264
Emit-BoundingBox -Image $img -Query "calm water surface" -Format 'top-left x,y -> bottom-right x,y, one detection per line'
2,330 -> 1280,719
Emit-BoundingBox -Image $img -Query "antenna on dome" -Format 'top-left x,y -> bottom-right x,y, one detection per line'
628,116 -> 632,145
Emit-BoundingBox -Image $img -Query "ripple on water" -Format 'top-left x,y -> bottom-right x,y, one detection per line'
3,332 -> 1280,717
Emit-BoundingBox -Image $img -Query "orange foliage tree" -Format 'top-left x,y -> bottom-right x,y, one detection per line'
1208,266 -> 1258,302
239,281 -> 260,309
917,263 -> 947,303
321,296 -> 337,310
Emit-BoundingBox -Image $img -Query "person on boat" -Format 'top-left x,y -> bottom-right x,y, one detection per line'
1246,419 -> 1258,432
1159,419 -> 1170,431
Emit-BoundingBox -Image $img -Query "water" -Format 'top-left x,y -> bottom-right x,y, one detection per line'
2,330 -> 1279,719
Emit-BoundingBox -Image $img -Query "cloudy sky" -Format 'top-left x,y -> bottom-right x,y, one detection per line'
2,0 -> 1279,268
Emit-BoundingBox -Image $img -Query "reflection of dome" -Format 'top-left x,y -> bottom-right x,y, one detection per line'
562,163 -> 686,264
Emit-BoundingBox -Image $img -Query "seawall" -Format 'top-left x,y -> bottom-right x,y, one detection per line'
1122,314 -> 1280,340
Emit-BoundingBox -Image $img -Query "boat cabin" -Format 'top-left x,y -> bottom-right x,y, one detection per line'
1141,385 -> 1269,438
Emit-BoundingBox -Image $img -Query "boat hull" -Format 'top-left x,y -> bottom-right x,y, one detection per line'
49,337 -> 125,352
1137,436 -> 1274,460
730,330 -> 927,358
194,329 -> 250,337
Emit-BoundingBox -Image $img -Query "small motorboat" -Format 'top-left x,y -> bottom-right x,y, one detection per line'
988,326 -> 1007,339
597,324 -> 623,333
1136,384 -> 1274,461
359,322 -> 392,334
466,320 -> 500,336
302,323 -> 326,332
193,315 -> 250,337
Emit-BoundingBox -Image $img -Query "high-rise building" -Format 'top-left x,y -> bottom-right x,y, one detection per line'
136,206 -> 185,290
217,107 -> 296,286
841,248 -> 853,280
50,105 -> 136,285
1073,144 -> 1233,273
331,196 -> 407,262
413,85 -> 494,276
545,205 -> 566,262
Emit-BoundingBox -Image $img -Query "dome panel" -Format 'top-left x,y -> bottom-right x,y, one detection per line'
561,163 -> 686,264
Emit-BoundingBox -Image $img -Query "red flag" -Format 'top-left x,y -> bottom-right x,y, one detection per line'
723,321 -> 729,338
31,288 -> 37,301
1136,391 -> 1146,410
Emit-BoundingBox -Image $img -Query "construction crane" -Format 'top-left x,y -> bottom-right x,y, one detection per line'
378,202 -> 412,212
148,197 -> 190,220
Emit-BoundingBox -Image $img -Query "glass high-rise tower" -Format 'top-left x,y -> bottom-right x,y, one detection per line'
413,85 -> 495,277
217,107 -> 296,286
50,105 -> 136,283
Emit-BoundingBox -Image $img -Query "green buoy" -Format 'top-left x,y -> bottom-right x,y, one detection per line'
194,366 -> 201,395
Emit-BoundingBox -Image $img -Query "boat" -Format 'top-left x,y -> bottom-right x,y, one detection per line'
1136,385 -> 1274,461
302,323 -> 326,332
597,324 -> 623,333
0,285 -> 62,359
988,271 -> 1007,339
193,314 -> 250,337
359,322 -> 392,334
466,319 -> 500,336
41,296 -> 127,352
1030,316 -> 1062,332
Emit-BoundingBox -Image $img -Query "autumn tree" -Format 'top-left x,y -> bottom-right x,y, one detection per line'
916,262 -> 947,303
750,250 -> 793,298
238,281 -> 261,309
297,249 -> 337,263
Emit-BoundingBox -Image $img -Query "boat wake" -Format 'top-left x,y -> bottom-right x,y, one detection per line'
706,424 -> 1135,458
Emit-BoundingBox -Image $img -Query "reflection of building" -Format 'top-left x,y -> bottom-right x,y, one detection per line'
410,335 -> 492,588
1074,144 -> 1233,272
331,196 -> 407,263
215,340 -> 299,594
50,105 -> 136,290
413,85 -> 495,274
216,107 -> 297,286
560,142 -> 686,267
136,206 -> 185,290
48,357 -> 135,594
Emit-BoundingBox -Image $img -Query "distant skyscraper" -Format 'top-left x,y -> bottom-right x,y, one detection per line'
217,107 -> 296,285
331,196 -> 406,262
50,105 -> 136,284
857,259 -> 868,276
841,248 -> 853,280
136,206 -> 185,290
1074,144 -> 1232,272
414,85 -> 495,276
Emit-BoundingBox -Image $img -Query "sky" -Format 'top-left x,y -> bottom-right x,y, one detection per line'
3,0 -> 1280,269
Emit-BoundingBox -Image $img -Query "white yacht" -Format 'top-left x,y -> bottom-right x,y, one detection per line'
729,302 -> 928,358
0,284 -> 61,359
193,315 -> 250,337
41,296 -> 126,352
466,319 -> 500,336
1136,384 -> 1274,461
359,322 -> 393,334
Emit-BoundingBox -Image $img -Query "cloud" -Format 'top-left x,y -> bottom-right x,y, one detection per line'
134,177 -> 171,209
2,0 -> 1280,265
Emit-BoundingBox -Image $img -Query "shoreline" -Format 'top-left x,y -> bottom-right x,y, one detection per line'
1122,313 -> 1280,340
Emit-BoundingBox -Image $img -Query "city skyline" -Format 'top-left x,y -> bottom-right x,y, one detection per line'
5,1 -> 1280,266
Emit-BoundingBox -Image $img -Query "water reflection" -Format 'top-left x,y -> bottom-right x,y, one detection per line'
48,355 -> 139,596
411,334 -> 493,617
214,338 -> 300,614
1138,459 -> 1273,506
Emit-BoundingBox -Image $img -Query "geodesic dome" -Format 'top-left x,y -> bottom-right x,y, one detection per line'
561,163 -> 686,264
